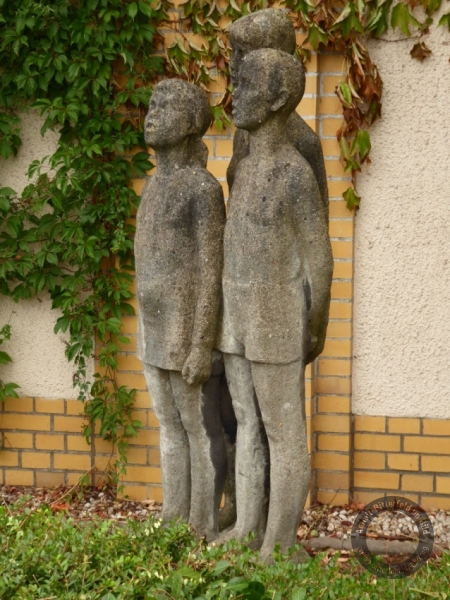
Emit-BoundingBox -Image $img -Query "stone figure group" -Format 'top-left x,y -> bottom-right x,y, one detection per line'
134,8 -> 333,563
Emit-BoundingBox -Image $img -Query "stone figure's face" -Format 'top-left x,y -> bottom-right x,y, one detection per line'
232,61 -> 272,131
144,87 -> 190,148
229,38 -> 250,88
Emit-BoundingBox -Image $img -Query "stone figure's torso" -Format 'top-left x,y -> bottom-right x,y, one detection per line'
218,145 -> 319,364
135,173 -> 198,281
227,112 -> 328,216
135,168 -> 222,370
225,153 -> 304,285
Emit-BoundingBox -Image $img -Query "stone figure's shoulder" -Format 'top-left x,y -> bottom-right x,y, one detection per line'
188,167 -> 224,199
233,128 -> 250,152
287,112 -> 322,151
278,145 -> 316,175
274,146 -> 319,193
140,175 -> 156,199
184,167 -> 225,216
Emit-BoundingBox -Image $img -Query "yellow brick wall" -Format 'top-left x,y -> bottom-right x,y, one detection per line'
313,53 -> 353,507
0,397 -> 113,488
353,415 -> 450,511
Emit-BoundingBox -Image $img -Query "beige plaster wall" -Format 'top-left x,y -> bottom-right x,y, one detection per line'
353,16 -> 450,418
0,111 -> 83,399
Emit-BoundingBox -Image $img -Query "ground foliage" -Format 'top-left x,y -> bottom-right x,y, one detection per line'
0,0 -> 449,477
1,500 -> 450,599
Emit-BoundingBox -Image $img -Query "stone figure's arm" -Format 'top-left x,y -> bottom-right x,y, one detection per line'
226,129 -> 250,191
181,182 -> 226,386
295,118 -> 329,220
293,168 -> 333,365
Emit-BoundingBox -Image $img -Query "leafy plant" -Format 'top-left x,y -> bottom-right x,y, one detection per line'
0,0 -> 167,476
0,323 -> 20,404
1,504 -> 450,599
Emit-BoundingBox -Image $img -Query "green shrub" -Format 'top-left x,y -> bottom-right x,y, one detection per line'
1,505 -> 450,599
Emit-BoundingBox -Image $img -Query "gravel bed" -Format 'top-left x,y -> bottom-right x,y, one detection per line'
299,504 -> 450,552
2,485 -> 449,552
0,484 -> 161,522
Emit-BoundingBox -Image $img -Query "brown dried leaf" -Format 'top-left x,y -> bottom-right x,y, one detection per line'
51,503 -> 70,512
410,41 -> 432,62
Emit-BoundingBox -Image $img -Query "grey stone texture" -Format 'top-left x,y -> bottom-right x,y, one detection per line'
217,47 -> 333,562
226,8 -> 329,218
135,79 -> 227,540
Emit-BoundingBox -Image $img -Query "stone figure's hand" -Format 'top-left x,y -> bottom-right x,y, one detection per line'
305,324 -> 327,365
182,347 -> 212,386
305,334 -> 319,365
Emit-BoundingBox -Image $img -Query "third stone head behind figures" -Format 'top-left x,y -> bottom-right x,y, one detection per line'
226,8 -> 329,217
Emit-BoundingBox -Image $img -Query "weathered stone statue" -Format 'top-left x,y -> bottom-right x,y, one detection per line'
217,8 -> 330,534
217,48 -> 333,562
227,8 -> 329,220
135,79 -> 227,541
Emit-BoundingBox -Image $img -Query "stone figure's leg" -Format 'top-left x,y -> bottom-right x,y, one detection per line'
251,360 -> 311,563
217,353 -> 269,546
170,371 -> 227,542
142,363 -> 190,523
218,360 -> 238,530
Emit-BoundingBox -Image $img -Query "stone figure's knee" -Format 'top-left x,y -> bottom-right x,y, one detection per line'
153,402 -> 183,431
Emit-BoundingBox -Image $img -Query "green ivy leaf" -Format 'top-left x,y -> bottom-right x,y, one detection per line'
343,187 -> 361,209
0,381 -> 21,402
351,129 -> 371,161
338,82 -> 353,107
332,3 -> 364,38
0,187 -> 16,196
0,196 -> 10,212
138,1 -> 154,17
438,11 -> 450,30
0,351 -> 13,365
391,2 -> 421,36
128,2 -> 138,19
425,0 -> 442,16
306,23 -> 328,51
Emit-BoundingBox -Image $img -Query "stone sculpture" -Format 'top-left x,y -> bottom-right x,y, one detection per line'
218,8 -> 330,534
217,48 -> 333,562
226,8 -> 329,219
135,79 -> 227,541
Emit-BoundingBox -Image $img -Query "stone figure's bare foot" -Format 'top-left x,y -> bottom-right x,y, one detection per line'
160,512 -> 188,529
216,526 -> 263,550
191,526 -> 218,543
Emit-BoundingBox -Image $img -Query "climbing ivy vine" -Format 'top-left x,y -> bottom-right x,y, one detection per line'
0,0 -> 448,480
0,0 -> 166,476
164,0 -> 450,207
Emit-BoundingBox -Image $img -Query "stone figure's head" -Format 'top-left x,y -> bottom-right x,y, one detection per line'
144,79 -> 211,149
228,9 -> 296,87
232,48 -> 305,131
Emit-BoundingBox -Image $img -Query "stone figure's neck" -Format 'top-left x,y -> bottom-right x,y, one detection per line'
248,113 -> 290,156
153,137 -> 193,176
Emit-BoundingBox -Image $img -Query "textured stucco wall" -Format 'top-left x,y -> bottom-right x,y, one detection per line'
353,17 -> 450,418
0,111 -> 83,399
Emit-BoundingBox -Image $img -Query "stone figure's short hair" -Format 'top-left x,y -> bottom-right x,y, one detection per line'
229,8 -> 296,55
241,48 -> 305,113
153,79 -> 211,137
